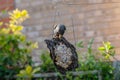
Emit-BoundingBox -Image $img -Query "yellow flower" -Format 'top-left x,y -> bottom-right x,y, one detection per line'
9,9 -> 21,19
9,9 -> 29,24
0,22 -> 3,26
21,10 -> 28,17
13,9 -> 20,15
14,12 -> 21,19
9,24 -> 17,32
16,25 -> 23,31
0,28 -> 10,34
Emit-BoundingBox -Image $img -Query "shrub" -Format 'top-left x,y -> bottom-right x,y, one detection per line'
39,39 -> 115,80
75,39 -> 115,80
0,9 -> 38,79
17,65 -> 40,80
39,50 -> 56,73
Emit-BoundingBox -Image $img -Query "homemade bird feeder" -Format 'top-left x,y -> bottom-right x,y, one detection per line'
45,24 -> 78,74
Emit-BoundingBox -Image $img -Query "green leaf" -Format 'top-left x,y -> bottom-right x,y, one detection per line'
76,41 -> 84,48
87,38 -> 94,53
109,70 -> 113,74
98,47 -> 105,51
25,65 -> 32,74
1,10 -> 7,14
32,67 -> 40,74
20,70 -> 25,74
17,70 -> 26,77
109,46 -> 114,50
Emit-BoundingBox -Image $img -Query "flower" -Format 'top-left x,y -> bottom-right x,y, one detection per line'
0,22 -> 3,26
9,9 -> 29,24
8,9 -> 29,34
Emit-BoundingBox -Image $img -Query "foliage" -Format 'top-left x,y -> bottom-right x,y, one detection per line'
17,65 -> 40,80
39,50 -> 56,73
74,39 -> 115,80
0,9 -> 38,79
39,39 -> 115,80
98,42 -> 115,60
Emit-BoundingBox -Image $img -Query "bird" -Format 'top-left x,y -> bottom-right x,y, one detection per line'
45,24 -> 78,74
53,24 -> 66,39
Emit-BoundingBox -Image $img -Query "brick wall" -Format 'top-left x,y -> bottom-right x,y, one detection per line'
0,0 -> 14,11
4,0 -> 120,61
0,0 -> 14,27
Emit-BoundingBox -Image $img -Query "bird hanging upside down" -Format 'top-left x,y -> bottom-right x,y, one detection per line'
53,24 -> 66,39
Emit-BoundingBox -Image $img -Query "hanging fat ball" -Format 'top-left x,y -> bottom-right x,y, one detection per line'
53,24 -> 66,38
45,24 -> 78,74
45,37 -> 78,74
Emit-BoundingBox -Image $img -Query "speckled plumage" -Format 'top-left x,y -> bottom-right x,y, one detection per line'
53,24 -> 66,38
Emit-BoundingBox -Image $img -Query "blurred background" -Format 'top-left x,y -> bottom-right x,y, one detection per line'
0,0 -> 120,62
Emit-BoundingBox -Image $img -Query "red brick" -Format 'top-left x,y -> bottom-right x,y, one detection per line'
115,48 -> 120,54
104,0 -> 112,2
109,21 -> 120,27
112,14 -> 120,21
0,0 -> 8,5
103,26 -> 120,35
111,0 -> 120,2
85,31 -> 95,37
7,0 -> 14,4
0,18 -> 10,28
88,0 -> 103,4
94,36 -> 103,42
111,41 -> 120,48
114,8 -> 120,14
0,0 -> 14,11
114,54 -> 120,60
0,5 -> 14,11
0,18 -> 10,23
0,0 -> 14,5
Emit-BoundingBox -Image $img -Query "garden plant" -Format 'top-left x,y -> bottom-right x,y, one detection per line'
39,39 -> 115,80
0,9 -> 116,80
0,9 -> 38,79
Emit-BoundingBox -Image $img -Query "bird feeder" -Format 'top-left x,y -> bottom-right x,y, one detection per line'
45,24 -> 78,74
